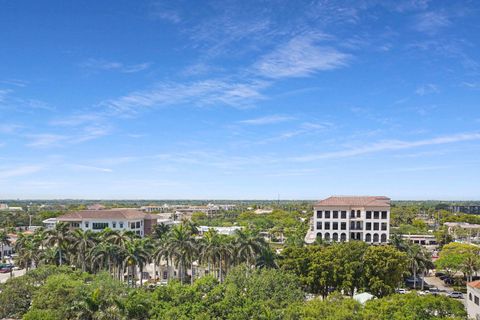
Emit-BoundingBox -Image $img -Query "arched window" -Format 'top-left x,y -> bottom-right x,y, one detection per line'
340,233 -> 347,242
324,233 -> 330,241
316,233 -> 322,240
365,233 -> 371,242
333,233 -> 339,241
373,233 -> 379,243
469,293 -> 473,301
381,234 -> 387,243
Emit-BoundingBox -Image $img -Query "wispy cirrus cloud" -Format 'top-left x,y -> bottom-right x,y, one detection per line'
254,34 -> 351,79
238,115 -> 294,125
292,132 -> 480,162
25,125 -> 110,148
69,164 -> 113,173
415,83 -> 439,95
414,11 -> 450,34
80,58 -> 151,74
102,79 -> 268,114
0,165 -> 43,179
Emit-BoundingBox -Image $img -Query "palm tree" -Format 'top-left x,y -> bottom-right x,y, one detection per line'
406,243 -> 432,289
45,222 -> 71,266
70,229 -> 97,272
234,230 -> 266,267
256,246 -> 278,269
0,230 -> 11,262
199,229 -> 221,279
153,238 -> 171,282
122,239 -> 149,287
167,224 -> 197,283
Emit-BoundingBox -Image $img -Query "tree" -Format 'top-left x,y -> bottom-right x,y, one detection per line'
362,245 -> 408,297
362,292 -> 467,320
0,230 -> 11,261
435,242 -> 480,281
70,229 -> 97,272
45,222 -> 71,266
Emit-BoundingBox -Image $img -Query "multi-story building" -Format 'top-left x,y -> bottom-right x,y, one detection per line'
450,205 -> 480,215
45,209 -> 158,237
467,280 -> 480,319
306,196 -> 390,244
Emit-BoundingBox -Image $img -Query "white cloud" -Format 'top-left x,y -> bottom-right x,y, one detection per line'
292,132 -> 480,162
0,124 -> 23,134
69,164 -> 113,173
238,115 -> 293,125
254,34 -> 351,79
415,83 -> 439,95
102,79 -> 268,114
0,165 -> 43,179
414,12 -> 450,34
80,59 -> 151,73
26,134 -> 68,148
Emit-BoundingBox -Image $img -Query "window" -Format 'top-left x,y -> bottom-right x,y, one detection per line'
350,221 -> 355,229
130,222 -> 136,229
374,211 -> 380,219
374,223 -> 379,231
316,211 -> 322,219
356,221 -> 361,229
325,211 -> 331,218
333,211 -> 338,219
350,210 -> 355,218
333,222 -> 338,230
373,233 -> 379,242
136,221 -> 141,228
381,223 -> 387,231
356,210 -> 361,218
316,222 -> 322,230
366,211 -> 372,219
341,211 -> 346,219
112,222 -> 117,228
85,222 -> 89,228
324,222 -> 330,230
381,234 -> 387,243
341,222 -> 346,230
70,222 -> 80,228
92,222 -> 109,230
366,222 -> 372,230
475,295 -> 479,306
469,293 -> 472,301
381,211 -> 387,219
119,222 -> 124,228
351,232 -> 355,239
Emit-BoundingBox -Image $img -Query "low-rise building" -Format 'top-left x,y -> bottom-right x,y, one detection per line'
45,209 -> 158,237
467,280 -> 480,319
305,196 -> 390,244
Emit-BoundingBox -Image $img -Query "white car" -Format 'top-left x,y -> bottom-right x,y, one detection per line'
396,289 -> 408,294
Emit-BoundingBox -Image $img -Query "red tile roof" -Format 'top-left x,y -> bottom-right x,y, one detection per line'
58,209 -> 148,221
315,196 -> 390,207
468,280 -> 480,289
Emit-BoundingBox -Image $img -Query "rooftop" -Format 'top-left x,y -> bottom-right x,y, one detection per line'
57,209 -> 149,221
315,196 -> 390,207
468,280 -> 480,289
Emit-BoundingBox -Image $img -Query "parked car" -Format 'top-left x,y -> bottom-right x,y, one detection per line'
0,267 -> 12,273
396,288 -> 409,294
448,292 -> 463,299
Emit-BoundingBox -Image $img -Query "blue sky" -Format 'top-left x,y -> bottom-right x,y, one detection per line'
1,0 -> 480,200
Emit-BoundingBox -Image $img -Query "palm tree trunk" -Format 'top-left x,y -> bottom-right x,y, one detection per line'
191,262 -> 194,285
413,265 -> 417,289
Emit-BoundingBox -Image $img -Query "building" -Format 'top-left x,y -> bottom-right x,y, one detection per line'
45,209 -> 158,237
450,205 -> 480,215
198,226 -> 242,236
0,204 -> 23,211
467,280 -> 480,319
305,196 -> 390,244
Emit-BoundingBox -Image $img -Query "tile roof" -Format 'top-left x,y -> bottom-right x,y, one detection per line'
58,209 -> 148,221
468,280 -> 480,289
315,196 -> 390,207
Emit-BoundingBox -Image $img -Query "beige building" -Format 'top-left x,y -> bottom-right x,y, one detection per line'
306,196 -> 390,244
467,280 -> 480,319
45,209 -> 158,237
